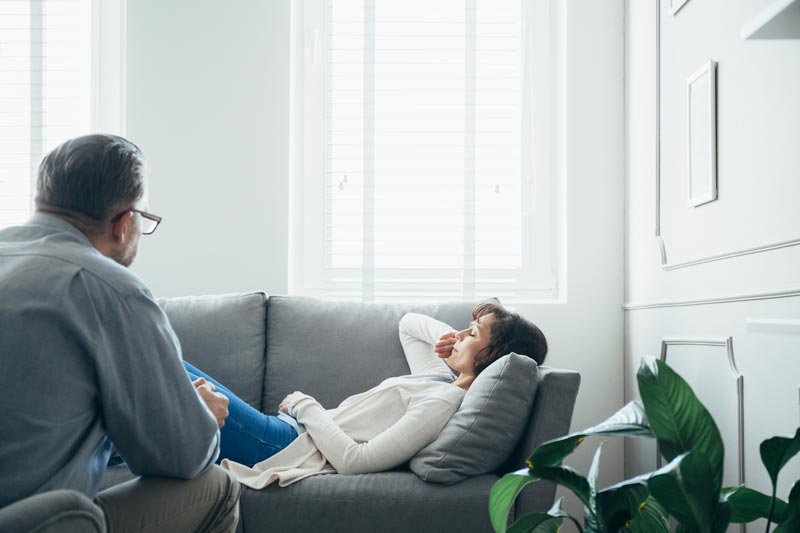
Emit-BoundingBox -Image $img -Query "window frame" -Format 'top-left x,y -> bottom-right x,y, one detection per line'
289,0 -> 563,302
0,0 -> 126,230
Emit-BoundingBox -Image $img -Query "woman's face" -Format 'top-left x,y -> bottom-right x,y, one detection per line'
447,313 -> 496,376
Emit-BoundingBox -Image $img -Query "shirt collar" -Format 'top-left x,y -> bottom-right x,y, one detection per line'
27,213 -> 94,247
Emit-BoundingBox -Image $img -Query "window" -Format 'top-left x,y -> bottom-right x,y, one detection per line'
291,0 -> 561,302
0,0 -> 125,230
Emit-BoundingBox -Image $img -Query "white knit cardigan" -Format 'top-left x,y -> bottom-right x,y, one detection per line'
221,313 -> 466,489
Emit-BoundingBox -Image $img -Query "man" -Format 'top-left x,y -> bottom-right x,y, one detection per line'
0,134 -> 240,532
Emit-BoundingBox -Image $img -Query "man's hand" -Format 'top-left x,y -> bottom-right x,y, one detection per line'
434,331 -> 457,359
278,391 -> 308,416
193,378 -> 229,429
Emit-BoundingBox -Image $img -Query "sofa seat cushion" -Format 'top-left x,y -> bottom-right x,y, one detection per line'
410,353 -> 539,484
239,471 -> 497,533
159,292 -> 268,410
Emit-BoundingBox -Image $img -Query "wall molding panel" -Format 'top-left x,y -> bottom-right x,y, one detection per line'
623,286 -> 800,311
655,235 -> 800,271
625,2 -> 800,524
654,2 -> 800,271
655,337 -> 746,531
745,318 -> 800,334
656,337 -> 745,488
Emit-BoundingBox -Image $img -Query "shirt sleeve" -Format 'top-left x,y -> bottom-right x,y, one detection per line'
398,313 -> 456,377
291,394 -> 457,475
82,275 -> 220,479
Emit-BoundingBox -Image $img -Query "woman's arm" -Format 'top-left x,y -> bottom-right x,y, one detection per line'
286,393 -> 459,475
398,313 -> 455,376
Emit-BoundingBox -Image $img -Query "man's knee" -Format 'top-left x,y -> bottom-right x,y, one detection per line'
96,465 -> 241,533
166,466 -> 241,533
197,466 -> 241,533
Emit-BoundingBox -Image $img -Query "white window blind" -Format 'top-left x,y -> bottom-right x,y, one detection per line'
292,0 -> 560,302
0,0 -> 91,230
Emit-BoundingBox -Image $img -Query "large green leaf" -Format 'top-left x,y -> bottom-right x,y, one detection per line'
583,444 -> 603,532
509,400 -> 654,532
583,511 -> 603,533
532,464 -> 593,510
760,427 -> 800,489
774,480 -> 800,533
760,427 -> 800,530
588,442 -> 603,497
628,497 -> 670,533
508,498 -> 569,533
647,452 -> 718,532
595,477 -> 649,531
637,358 -> 725,495
587,442 -> 603,508
722,486 -> 787,523
581,400 -> 654,438
710,498 -> 732,533
528,401 -> 653,471
490,470 -> 540,533
507,514 -> 563,533
529,435 -> 586,470
583,442 -> 604,533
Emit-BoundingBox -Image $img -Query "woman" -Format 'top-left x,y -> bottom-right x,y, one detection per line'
184,302 -> 547,489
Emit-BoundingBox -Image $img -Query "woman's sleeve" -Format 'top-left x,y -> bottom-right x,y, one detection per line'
291,395 -> 457,475
398,313 -> 456,376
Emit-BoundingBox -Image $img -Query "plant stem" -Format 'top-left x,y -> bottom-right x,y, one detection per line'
765,484 -> 777,533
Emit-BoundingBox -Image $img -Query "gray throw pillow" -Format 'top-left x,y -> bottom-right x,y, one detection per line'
410,353 -> 539,484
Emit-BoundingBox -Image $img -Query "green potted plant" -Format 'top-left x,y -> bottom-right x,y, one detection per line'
489,357 -> 800,533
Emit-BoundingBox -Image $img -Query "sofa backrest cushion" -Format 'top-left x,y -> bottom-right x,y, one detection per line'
409,353 -> 538,484
159,292 -> 268,410
262,296 -> 479,413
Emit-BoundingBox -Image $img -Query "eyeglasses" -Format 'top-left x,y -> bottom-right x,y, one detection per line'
112,208 -> 162,235
132,209 -> 162,235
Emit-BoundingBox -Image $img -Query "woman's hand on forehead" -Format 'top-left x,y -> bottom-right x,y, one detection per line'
434,331 -> 457,359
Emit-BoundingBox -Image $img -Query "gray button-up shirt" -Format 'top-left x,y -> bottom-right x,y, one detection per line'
0,214 -> 219,508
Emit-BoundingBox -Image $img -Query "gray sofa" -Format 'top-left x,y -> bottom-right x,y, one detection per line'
4,293 -> 580,532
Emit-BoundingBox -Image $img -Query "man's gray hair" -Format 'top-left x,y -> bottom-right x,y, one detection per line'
35,134 -> 146,221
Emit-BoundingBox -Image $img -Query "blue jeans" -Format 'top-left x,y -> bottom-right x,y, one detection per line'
183,361 -> 297,467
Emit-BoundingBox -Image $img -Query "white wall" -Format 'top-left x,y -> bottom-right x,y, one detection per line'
122,0 -> 800,525
516,0 -> 625,524
124,0 -> 626,526
127,0 -> 291,296
625,0 -> 800,523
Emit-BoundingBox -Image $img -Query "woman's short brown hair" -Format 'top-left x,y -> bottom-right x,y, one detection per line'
471,302 -> 548,375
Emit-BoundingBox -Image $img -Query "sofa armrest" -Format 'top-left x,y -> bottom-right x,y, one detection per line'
0,490 -> 105,533
498,366 -> 581,519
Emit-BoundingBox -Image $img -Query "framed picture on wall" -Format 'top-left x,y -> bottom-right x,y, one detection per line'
686,60 -> 718,208
670,0 -> 690,15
